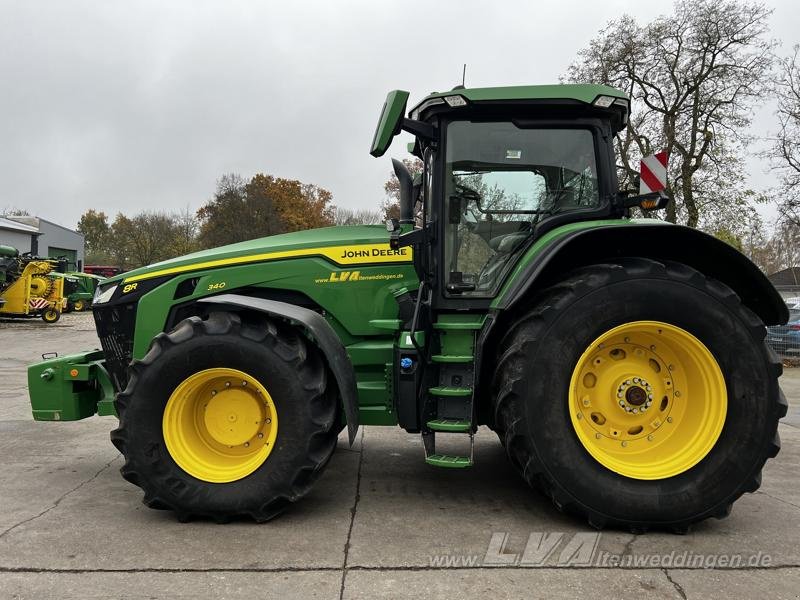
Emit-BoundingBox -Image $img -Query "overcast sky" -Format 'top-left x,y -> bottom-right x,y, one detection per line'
0,0 -> 797,229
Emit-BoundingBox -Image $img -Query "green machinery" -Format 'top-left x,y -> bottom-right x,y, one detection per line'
27,84 -> 787,531
57,271 -> 105,312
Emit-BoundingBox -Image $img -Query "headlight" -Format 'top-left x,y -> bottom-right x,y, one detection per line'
93,283 -> 118,304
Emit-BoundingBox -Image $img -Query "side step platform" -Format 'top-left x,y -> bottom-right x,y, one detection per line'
422,430 -> 474,469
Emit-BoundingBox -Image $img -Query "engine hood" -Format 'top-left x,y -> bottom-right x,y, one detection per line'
111,225 -> 404,285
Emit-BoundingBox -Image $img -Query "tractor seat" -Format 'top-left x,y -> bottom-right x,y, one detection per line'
488,233 -> 529,254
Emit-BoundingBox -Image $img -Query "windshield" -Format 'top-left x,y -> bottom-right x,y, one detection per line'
444,121 -> 600,296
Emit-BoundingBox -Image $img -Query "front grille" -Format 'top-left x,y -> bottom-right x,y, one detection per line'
93,303 -> 137,392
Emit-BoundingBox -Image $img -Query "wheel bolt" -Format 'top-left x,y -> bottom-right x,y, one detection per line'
258,432 -> 264,438
668,365 -> 674,371
624,337 -> 630,343
225,382 -> 231,387
650,345 -> 656,351
595,433 -> 602,439
211,390 -> 217,396
621,441 -> 628,447
667,416 -> 674,423
576,413 -> 583,420
647,435 -> 653,441
244,442 -> 250,447
266,418 -> 271,424
674,391 -> 681,398
242,381 -> 247,386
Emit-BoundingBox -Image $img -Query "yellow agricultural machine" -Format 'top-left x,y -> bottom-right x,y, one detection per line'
0,245 -> 66,323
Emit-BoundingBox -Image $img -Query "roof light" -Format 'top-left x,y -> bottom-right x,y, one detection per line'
410,98 -> 445,120
593,95 -> 616,108
443,95 -> 467,107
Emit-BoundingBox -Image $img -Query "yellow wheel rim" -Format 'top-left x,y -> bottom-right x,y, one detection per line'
42,309 -> 59,322
569,321 -> 726,480
73,300 -> 86,311
163,368 -> 278,483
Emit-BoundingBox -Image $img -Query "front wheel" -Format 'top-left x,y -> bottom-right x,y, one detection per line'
492,258 -> 786,531
110,311 -> 340,522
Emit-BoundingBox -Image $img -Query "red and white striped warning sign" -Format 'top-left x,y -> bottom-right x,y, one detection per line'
29,298 -> 50,310
639,151 -> 668,194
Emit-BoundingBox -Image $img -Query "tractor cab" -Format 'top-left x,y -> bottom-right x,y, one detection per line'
371,84 -> 634,310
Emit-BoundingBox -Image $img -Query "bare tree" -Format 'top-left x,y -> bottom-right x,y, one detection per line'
566,0 -> 775,228
333,207 -> 383,225
769,45 -> 800,226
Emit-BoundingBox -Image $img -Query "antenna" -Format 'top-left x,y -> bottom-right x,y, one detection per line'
462,64 -> 467,87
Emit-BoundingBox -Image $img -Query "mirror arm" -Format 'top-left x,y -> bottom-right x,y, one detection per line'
401,118 -> 436,143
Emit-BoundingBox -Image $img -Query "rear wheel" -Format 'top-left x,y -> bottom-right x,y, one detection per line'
491,258 -> 786,531
41,308 -> 60,323
111,311 -> 340,522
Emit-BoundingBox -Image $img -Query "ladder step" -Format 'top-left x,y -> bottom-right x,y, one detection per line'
431,354 -> 474,363
429,386 -> 472,397
425,454 -> 472,468
427,418 -> 472,432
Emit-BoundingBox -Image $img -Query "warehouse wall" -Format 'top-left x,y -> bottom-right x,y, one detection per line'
0,229 -> 35,254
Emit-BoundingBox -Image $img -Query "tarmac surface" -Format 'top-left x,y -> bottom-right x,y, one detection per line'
1,312 -> 799,599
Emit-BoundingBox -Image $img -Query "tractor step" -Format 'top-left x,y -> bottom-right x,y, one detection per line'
425,454 -> 472,468
429,386 -> 472,397
427,418 -> 472,432
431,354 -> 473,363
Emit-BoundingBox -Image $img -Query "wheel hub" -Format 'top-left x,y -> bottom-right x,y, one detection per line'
617,377 -> 653,413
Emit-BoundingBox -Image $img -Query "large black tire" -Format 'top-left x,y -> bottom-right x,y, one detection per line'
110,311 -> 340,522
491,258 -> 786,532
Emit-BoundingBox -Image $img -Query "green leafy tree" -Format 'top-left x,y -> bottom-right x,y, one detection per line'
77,209 -> 113,264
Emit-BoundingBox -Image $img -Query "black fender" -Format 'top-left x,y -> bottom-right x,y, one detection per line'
497,223 -> 788,326
198,293 -> 359,445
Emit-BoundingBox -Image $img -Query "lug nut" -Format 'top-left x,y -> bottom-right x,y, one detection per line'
647,435 -> 653,441
621,441 -> 628,447
211,390 -> 217,396
258,432 -> 264,438
225,382 -> 231,387
674,391 -> 681,398
244,442 -> 250,447
667,416 -> 674,423
242,381 -> 247,386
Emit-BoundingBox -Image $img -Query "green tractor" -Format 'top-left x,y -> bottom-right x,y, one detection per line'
60,271 -> 105,312
27,84 -> 787,531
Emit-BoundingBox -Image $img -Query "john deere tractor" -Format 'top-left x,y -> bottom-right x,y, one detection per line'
28,84 -> 787,531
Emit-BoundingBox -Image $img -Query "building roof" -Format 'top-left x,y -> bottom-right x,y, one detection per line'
768,267 -> 800,287
4,215 -> 82,237
0,216 -> 39,235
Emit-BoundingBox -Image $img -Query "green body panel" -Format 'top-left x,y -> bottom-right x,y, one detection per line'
124,226 -> 417,426
27,350 -> 115,421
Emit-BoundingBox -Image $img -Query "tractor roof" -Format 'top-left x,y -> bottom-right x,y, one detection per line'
409,83 -> 628,121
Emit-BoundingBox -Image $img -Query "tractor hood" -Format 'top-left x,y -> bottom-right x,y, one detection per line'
111,225 -> 399,285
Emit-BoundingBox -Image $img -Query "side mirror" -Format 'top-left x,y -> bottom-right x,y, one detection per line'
370,90 -> 410,158
392,159 -> 414,225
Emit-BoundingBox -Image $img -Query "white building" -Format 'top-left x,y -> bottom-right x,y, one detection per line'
0,216 -> 40,255
0,215 -> 85,271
